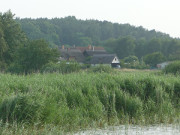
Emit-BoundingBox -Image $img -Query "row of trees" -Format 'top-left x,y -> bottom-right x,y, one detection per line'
103,36 -> 180,67
0,11 -> 59,74
16,16 -> 180,68
104,37 -> 180,59
1,11 -> 180,71
16,16 -> 170,47
120,52 -> 165,69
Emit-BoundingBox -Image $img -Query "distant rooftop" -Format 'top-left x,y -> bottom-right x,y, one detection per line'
90,54 -> 118,64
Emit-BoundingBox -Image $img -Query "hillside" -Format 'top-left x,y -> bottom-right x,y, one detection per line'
16,16 -> 170,47
15,17 -> 180,61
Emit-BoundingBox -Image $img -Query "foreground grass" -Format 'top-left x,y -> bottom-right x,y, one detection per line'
0,70 -> 179,134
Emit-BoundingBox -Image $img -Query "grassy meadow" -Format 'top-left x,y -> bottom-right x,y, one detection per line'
0,70 -> 179,134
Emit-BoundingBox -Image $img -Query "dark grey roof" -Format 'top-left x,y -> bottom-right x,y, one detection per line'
83,50 -> 107,56
59,48 -> 85,62
90,54 -> 119,64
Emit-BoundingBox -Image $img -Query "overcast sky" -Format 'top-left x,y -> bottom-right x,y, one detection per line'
1,0 -> 180,38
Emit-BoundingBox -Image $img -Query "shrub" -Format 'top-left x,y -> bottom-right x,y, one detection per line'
0,61 -> 7,72
89,65 -> 113,73
144,52 -> 166,67
41,61 -> 81,74
163,61 -> 180,75
120,58 -> 149,69
6,63 -> 24,74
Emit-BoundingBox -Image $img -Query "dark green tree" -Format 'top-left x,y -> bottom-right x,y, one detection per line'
114,37 -> 135,59
134,38 -> 147,58
103,38 -> 116,53
10,39 -> 60,74
168,50 -> 180,60
123,55 -> 139,63
0,10 -> 27,65
0,24 -> 7,59
146,38 -> 162,54
144,52 -> 166,67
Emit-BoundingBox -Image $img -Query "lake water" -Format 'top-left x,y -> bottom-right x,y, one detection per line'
74,124 -> 180,135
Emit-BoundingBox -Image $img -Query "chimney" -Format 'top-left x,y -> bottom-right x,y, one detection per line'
62,45 -> 64,49
92,46 -> 94,51
88,45 -> 92,50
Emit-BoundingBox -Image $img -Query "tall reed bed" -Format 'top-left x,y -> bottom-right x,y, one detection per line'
0,71 -> 179,133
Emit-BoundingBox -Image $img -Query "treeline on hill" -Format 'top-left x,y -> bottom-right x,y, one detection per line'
1,10 -> 180,72
16,16 -> 180,67
16,16 -> 170,47
0,11 -> 60,73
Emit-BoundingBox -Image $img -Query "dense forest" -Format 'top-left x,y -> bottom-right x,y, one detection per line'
16,16 -> 180,64
16,16 -> 170,47
1,10 -> 180,72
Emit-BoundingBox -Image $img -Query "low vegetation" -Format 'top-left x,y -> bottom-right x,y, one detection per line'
88,65 -> 113,73
0,71 -> 179,134
41,61 -> 81,74
163,61 -> 180,75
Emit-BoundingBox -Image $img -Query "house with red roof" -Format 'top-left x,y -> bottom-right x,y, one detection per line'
59,45 -> 120,67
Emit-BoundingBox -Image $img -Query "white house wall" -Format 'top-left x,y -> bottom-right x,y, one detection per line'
112,56 -> 120,63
